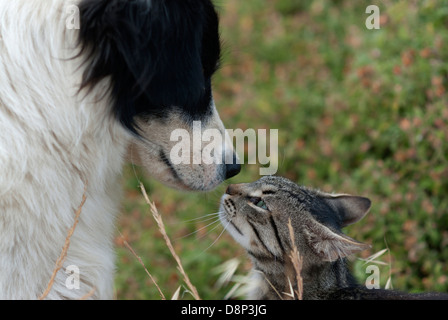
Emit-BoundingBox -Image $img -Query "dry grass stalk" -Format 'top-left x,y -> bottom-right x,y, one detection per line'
262,271 -> 284,300
119,231 -> 166,300
139,182 -> 201,300
287,219 -> 303,300
79,287 -> 96,300
171,286 -> 182,300
39,182 -> 88,300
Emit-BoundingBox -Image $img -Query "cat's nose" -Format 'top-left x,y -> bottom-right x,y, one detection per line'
226,184 -> 243,195
226,183 -> 244,196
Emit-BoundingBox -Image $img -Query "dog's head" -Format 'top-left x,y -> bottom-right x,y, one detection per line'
78,0 -> 240,191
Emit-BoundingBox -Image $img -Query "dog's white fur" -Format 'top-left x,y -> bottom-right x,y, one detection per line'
0,0 -> 239,299
0,0 -> 132,299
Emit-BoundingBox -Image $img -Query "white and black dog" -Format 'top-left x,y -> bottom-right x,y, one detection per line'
0,0 -> 240,299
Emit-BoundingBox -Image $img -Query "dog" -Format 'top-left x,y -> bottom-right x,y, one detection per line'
0,0 -> 240,299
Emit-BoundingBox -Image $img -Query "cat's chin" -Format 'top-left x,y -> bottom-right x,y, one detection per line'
219,195 -> 250,249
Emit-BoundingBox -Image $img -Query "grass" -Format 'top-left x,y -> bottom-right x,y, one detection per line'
40,182 -> 88,300
114,0 -> 448,299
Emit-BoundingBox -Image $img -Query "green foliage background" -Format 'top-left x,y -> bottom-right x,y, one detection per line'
115,0 -> 448,299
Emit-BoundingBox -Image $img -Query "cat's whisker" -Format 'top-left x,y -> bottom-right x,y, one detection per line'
200,218 -> 232,254
175,217 -> 222,240
181,211 -> 223,223
184,214 -> 222,225
168,211 -> 222,226
197,218 -> 226,239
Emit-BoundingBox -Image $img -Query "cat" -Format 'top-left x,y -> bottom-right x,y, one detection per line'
219,176 -> 448,300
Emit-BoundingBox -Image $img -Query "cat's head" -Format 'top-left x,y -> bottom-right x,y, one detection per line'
219,176 -> 371,264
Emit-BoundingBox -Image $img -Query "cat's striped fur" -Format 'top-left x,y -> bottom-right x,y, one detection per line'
220,176 -> 448,300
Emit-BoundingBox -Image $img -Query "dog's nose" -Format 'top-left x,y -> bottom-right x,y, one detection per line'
225,162 -> 241,180
224,153 -> 241,180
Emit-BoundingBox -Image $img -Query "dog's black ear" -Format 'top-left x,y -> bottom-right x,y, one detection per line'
78,0 -> 220,133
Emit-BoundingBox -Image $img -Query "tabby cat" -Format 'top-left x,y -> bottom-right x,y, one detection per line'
219,176 -> 448,300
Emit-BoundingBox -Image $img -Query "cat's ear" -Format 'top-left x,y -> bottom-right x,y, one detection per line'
324,195 -> 371,227
303,220 -> 371,262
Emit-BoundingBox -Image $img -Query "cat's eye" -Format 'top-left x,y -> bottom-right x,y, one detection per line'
256,200 -> 268,210
249,197 -> 268,210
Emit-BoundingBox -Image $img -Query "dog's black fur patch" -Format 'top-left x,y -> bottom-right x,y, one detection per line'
78,0 -> 221,134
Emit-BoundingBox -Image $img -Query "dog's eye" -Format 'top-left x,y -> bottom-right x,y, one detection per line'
249,197 -> 268,210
